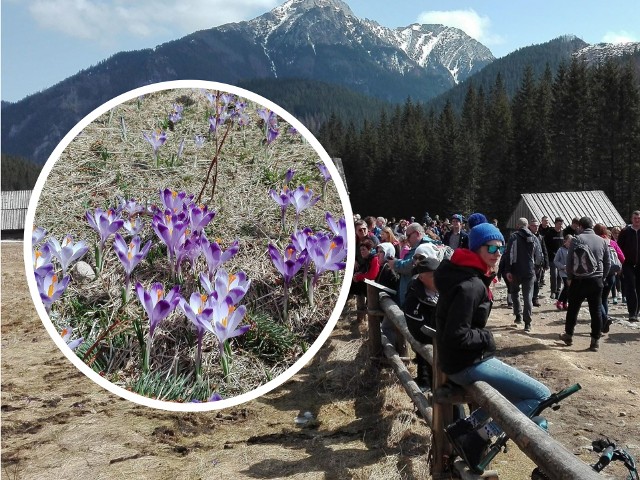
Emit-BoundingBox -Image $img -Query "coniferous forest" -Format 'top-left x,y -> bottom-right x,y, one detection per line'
318,58 -> 640,225
1,154 -> 43,191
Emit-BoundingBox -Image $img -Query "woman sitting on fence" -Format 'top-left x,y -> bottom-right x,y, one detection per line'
349,238 -> 380,297
434,223 -> 551,474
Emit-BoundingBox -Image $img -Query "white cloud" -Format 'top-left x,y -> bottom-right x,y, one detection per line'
417,8 -> 504,46
28,0 -> 278,43
602,30 -> 638,44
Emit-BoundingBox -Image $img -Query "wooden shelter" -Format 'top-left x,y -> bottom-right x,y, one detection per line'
1,189 -> 31,238
505,191 -> 625,230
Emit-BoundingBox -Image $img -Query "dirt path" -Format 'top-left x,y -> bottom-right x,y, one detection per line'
2,242 -> 640,479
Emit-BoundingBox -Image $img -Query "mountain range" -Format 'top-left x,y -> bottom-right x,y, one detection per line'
2,0 -> 638,166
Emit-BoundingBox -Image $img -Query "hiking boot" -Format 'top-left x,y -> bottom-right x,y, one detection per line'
562,303 -> 568,310
630,316 -> 639,323
555,301 -> 562,310
449,430 -> 491,474
612,297 -> 618,305
559,333 -> 573,346
550,293 -> 556,300
533,299 -> 541,307
589,338 -> 599,352
524,323 -> 531,332
602,317 -> 612,333
514,314 -> 522,324
444,418 -> 476,440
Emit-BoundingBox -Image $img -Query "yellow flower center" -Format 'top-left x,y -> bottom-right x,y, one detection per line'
171,191 -> 178,199
156,290 -> 163,301
228,274 -> 237,285
48,275 -> 57,298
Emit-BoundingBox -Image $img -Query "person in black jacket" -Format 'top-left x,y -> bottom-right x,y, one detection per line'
435,223 -> 551,474
617,210 -> 640,322
403,256 -> 440,391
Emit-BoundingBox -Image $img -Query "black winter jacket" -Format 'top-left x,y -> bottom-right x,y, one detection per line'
434,249 -> 496,375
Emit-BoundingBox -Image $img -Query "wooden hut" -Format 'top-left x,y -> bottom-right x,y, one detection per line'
505,191 -> 625,230
1,190 -> 32,239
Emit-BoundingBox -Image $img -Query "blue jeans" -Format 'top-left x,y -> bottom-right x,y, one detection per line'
510,275 -> 535,324
448,357 -> 551,434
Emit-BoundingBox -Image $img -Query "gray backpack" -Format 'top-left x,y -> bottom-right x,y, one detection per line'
571,236 -> 598,277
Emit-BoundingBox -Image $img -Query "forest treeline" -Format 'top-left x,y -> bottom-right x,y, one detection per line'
318,58 -> 640,225
2,154 -> 42,191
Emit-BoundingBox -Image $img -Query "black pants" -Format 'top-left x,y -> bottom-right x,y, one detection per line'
622,264 -> 640,318
564,277 -> 603,339
405,315 -> 433,385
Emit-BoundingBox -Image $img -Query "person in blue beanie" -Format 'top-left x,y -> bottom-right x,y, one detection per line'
434,223 -> 551,474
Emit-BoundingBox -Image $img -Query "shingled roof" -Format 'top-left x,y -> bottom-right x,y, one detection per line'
505,191 -> 625,229
1,190 -> 32,232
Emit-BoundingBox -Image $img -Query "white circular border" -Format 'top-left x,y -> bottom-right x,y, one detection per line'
24,80 -> 356,412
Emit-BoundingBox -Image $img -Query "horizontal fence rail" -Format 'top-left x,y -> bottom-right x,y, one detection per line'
372,286 -> 600,480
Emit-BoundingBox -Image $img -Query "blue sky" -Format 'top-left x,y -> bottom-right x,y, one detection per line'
2,0 -> 638,102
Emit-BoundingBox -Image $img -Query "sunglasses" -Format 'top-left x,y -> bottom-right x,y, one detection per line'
485,244 -> 505,254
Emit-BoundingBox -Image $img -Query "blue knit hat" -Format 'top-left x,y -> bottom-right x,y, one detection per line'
469,223 -> 504,251
467,212 -> 488,229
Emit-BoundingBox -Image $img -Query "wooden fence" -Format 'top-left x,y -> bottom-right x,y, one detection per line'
365,283 -> 601,480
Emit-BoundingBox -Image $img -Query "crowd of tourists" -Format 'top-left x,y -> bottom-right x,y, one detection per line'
350,209 -> 640,474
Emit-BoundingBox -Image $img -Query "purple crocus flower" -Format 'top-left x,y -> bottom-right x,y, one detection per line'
32,226 -> 47,245
175,232 -> 202,277
285,168 -> 295,184
86,208 -> 124,248
200,237 -> 239,278
47,235 -> 89,276
317,162 -> 331,183
325,212 -> 348,240
307,234 -> 347,283
143,129 -> 167,164
36,270 -> 70,313
209,296 -> 249,347
113,233 -> 151,301
178,292 -> 215,379
257,108 -> 279,145
60,326 -> 83,351
209,109 -> 229,133
200,269 -> 250,304
123,217 -> 144,236
194,135 -> 205,148
86,207 -> 124,272
152,210 -> 189,270
188,204 -> 216,233
289,185 -> 320,228
160,188 -> 192,213
290,227 -> 314,254
268,244 -> 307,285
268,243 -> 307,320
169,104 -> 183,124
288,127 -> 299,135
269,187 -> 291,230
117,197 -> 145,216
136,282 -> 180,372
33,243 -> 54,276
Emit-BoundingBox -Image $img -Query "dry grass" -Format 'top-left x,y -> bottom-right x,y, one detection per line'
33,87 -> 346,402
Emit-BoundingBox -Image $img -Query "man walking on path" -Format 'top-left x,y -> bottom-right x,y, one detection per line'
617,210 -> 640,322
559,217 -> 610,351
504,218 -> 544,332
544,217 -> 566,299
529,219 -> 548,307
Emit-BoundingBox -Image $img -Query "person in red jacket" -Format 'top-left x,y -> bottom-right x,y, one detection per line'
349,238 -> 380,296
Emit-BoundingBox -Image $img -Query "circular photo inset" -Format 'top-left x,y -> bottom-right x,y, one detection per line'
26,80 -> 353,410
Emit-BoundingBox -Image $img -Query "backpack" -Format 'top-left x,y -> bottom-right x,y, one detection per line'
608,244 -> 622,274
571,236 -> 598,277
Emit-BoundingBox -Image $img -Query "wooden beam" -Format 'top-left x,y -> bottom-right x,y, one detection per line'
381,333 -> 432,426
377,291 -> 601,479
